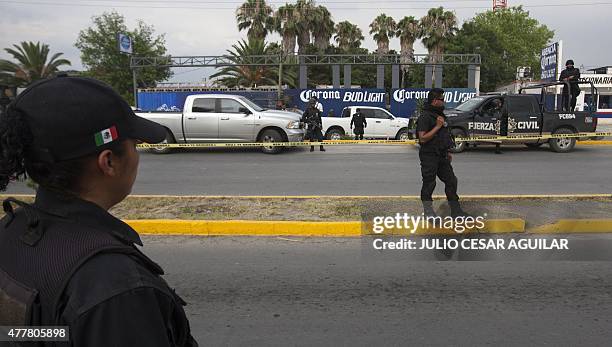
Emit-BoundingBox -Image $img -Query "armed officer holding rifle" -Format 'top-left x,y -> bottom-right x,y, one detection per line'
301,97 -> 326,152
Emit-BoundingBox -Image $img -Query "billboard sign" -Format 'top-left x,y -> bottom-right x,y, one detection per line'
541,41 -> 562,82
284,89 -> 386,116
390,88 -> 477,118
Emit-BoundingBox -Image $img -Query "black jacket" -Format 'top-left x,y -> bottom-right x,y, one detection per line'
416,105 -> 454,154
559,67 -> 581,95
0,188 -> 198,347
350,112 -> 367,130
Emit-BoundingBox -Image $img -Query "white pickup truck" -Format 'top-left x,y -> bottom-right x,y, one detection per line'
136,94 -> 304,154
322,106 -> 411,140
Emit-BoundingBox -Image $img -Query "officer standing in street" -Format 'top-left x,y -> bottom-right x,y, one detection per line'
0,76 -> 197,346
559,59 -> 581,111
416,88 -> 469,217
350,108 -> 367,140
488,99 -> 506,154
301,98 -> 325,152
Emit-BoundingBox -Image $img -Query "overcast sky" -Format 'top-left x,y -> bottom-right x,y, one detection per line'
1,0 -> 611,84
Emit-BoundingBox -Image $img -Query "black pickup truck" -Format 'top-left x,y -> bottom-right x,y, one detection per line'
411,81 -> 599,153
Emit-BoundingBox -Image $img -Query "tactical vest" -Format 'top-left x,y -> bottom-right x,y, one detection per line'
418,112 -> 455,152
0,198 -> 161,327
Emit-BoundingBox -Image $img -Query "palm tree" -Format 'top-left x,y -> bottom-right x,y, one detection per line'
369,14 -> 396,55
0,41 -> 71,87
397,16 -> 419,65
334,21 -> 364,52
418,7 -> 457,63
211,39 -> 296,88
236,0 -> 274,42
312,6 -> 335,52
295,0 -> 317,53
274,4 -> 299,55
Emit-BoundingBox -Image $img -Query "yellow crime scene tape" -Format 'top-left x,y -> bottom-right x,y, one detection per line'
136,132 -> 612,149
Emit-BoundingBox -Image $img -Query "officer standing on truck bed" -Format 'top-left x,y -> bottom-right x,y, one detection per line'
416,88 -> 469,217
301,97 -> 325,152
350,108 -> 367,140
0,76 -> 197,346
559,59 -> 581,111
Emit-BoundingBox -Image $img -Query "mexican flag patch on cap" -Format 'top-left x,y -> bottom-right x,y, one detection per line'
94,126 -> 118,146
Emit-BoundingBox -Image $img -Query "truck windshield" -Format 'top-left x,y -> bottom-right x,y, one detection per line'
455,97 -> 485,112
237,96 -> 265,112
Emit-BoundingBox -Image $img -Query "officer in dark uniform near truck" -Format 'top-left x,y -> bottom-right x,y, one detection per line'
350,108 -> 368,140
559,59 -> 581,111
416,88 -> 469,217
301,98 -> 325,152
0,76 -> 197,346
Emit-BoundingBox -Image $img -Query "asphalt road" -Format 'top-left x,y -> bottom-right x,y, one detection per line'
143,236 -> 612,346
5,144 -> 612,196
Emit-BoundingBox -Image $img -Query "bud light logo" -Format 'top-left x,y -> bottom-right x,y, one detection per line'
118,33 -> 133,54
299,89 -> 385,103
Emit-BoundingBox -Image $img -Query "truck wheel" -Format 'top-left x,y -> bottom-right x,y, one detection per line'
449,128 -> 467,153
325,128 -> 344,140
396,129 -> 410,141
549,128 -> 576,153
149,129 -> 174,154
260,129 -> 283,154
525,143 -> 543,148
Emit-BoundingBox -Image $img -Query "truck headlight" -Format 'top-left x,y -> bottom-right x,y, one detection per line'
287,121 -> 301,129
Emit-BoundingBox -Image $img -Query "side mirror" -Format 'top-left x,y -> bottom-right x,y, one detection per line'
239,107 -> 251,115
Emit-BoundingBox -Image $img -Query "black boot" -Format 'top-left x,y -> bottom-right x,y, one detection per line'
422,201 -> 437,217
449,201 -> 471,218
320,145 -> 325,152
310,146 -> 315,152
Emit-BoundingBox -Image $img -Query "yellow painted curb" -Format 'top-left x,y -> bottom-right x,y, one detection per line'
530,219 -> 612,234
577,140 -> 612,145
126,219 -> 525,237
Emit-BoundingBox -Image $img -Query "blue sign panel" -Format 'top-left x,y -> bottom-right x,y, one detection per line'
390,88 -> 477,118
137,90 -> 278,111
118,33 -> 132,54
284,89 -> 386,116
540,42 -> 559,82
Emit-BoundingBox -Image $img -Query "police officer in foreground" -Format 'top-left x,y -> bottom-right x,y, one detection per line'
301,98 -> 325,152
559,59 -> 581,111
0,76 -> 197,346
350,108 -> 367,140
416,88 -> 469,217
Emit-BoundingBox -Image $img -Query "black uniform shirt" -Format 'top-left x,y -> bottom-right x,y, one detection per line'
0,189 -> 198,347
559,67 -> 581,94
416,106 -> 453,154
350,113 -> 367,129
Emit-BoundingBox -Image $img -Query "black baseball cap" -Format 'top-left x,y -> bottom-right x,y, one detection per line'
427,88 -> 445,104
566,59 -> 574,66
10,75 -> 166,163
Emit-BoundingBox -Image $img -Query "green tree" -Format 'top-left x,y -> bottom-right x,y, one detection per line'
295,0 -> 317,53
75,11 -> 171,102
334,21 -> 364,52
312,6 -> 335,52
274,4 -> 299,54
236,0 -> 274,41
445,6 -> 554,91
419,7 -> 457,63
0,41 -> 71,87
396,16 -> 419,86
211,39 -> 296,88
369,14 -> 396,55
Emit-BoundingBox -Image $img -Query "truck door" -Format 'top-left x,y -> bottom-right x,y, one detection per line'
371,109 -> 395,138
469,98 -> 501,138
184,97 -> 219,140
217,98 -> 255,141
506,95 -> 541,136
